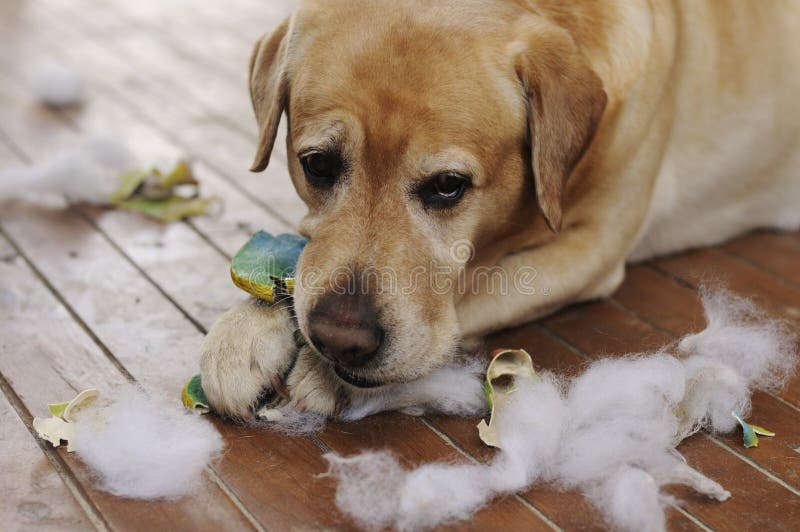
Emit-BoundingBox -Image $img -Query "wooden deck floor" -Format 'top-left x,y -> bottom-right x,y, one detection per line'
1,1 -> 798,530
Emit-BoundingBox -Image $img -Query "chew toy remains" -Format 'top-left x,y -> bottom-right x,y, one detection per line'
477,349 -> 538,448
732,410 -> 775,448
182,375 -> 211,414
33,388 -> 100,452
229,231 -> 308,302
185,231 -> 309,414
110,160 -> 219,222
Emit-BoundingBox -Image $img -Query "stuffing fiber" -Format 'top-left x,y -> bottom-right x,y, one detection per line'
324,289 -> 797,531
31,61 -> 85,108
72,386 -> 223,499
342,358 -> 487,421
0,136 -> 134,204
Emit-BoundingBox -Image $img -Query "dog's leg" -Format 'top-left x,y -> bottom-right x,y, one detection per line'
199,298 -> 299,420
456,225 -> 627,338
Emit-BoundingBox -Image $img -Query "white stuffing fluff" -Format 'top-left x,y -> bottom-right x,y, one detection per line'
0,136 -> 135,204
342,358 -> 487,421
258,360 -> 486,434
260,408 -> 329,435
323,289 -> 797,531
31,61 -> 85,107
72,386 -> 223,499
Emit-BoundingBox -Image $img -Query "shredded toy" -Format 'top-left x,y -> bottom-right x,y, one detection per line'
732,410 -> 775,448
109,159 -> 219,222
477,348 -> 538,448
181,375 -> 211,415
33,388 -> 100,452
229,231 -> 308,301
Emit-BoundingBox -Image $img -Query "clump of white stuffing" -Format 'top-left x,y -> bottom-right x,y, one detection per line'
0,136 -> 135,205
323,289 -> 798,531
31,61 -> 85,108
72,386 -> 223,499
342,358 -> 487,421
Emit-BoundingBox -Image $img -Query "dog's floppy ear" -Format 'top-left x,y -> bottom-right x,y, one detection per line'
249,18 -> 291,172
515,27 -> 607,232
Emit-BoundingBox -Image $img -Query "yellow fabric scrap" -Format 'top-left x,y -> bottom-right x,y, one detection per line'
33,388 -> 100,452
477,349 -> 538,448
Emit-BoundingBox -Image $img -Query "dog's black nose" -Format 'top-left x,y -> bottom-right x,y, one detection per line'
308,293 -> 383,367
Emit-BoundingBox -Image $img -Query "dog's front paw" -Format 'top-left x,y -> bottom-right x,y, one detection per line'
280,346 -> 346,417
200,299 -> 298,420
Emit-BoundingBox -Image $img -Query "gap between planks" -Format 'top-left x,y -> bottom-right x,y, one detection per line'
0,143 -> 265,532
0,366 -> 110,531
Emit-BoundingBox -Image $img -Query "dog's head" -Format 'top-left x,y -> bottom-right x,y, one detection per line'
249,0 -> 606,387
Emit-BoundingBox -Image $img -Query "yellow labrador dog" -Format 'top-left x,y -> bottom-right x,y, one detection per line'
200,0 -> 800,419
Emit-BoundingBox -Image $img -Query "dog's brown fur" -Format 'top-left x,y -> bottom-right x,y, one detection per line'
200,0 -> 800,419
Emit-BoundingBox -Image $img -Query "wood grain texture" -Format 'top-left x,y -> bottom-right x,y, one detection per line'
0,0 -> 798,529
0,350 -> 94,532
541,299 -> 800,528
0,232 -> 253,532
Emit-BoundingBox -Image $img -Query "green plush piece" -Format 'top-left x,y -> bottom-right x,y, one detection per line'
183,232 -> 309,415
230,231 -> 308,302
182,375 -> 210,414
109,160 -> 218,222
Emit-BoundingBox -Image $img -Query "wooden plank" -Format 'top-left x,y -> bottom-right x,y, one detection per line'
0,73 -> 335,528
665,435 -> 800,532
0,107 -> 256,529
722,230 -> 800,287
0,199 -> 343,529
541,298 -> 800,529
209,422 -> 345,530
614,265 -> 707,335
655,248 -> 800,325
0,229 -> 253,531
0,357 -> 95,531
3,0 -> 306,228
35,0 -> 256,135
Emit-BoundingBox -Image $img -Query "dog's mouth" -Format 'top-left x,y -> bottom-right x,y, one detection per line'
333,365 -> 387,389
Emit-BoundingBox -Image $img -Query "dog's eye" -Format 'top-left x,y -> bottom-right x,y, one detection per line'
418,173 -> 471,209
300,150 -> 343,188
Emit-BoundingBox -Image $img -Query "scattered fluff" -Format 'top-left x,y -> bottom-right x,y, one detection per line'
255,360 -> 485,434
324,289 -> 797,531
0,136 -> 135,204
260,408 -> 329,435
72,386 -> 223,499
31,61 -> 85,107
342,358 -> 486,421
